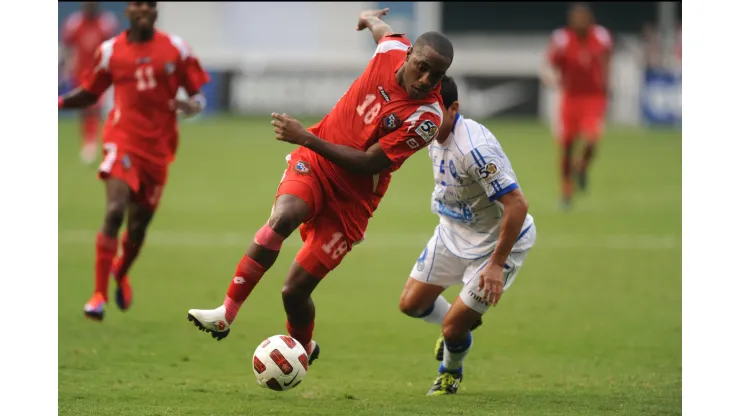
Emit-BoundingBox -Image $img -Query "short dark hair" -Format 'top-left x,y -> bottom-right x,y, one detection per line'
414,31 -> 454,61
440,75 -> 458,109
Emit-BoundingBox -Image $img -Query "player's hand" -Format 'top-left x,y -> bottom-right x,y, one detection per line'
356,8 -> 390,31
478,263 -> 505,307
172,99 -> 201,117
271,113 -> 310,146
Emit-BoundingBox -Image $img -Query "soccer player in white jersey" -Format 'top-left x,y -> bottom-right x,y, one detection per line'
397,76 -> 537,396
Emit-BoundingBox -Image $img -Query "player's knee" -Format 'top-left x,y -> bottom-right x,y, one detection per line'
398,296 -> 428,318
104,201 -> 127,230
281,282 -> 309,306
267,208 -> 303,238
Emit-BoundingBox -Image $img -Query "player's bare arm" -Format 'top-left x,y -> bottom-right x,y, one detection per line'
271,113 -> 393,175
478,188 -> 529,306
356,8 -> 393,43
174,93 -> 206,117
59,87 -> 100,109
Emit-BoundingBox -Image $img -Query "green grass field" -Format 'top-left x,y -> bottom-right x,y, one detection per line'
58,116 -> 681,416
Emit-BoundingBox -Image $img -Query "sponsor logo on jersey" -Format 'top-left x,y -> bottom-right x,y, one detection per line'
414,120 -> 439,143
382,113 -> 401,131
377,85 -> 391,102
293,160 -> 311,175
478,162 -> 502,180
135,57 -> 152,64
165,62 -> 176,75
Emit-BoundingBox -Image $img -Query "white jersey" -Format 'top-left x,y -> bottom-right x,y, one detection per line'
428,114 -> 535,259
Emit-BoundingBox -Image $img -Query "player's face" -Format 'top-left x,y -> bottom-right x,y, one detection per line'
568,7 -> 593,34
437,101 -> 460,143
127,2 -> 158,32
403,45 -> 452,100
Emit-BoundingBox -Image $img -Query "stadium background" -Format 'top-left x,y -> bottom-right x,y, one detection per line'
58,2 -> 682,415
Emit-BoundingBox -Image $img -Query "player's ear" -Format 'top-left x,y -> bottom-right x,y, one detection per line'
451,101 -> 460,113
405,47 -> 413,62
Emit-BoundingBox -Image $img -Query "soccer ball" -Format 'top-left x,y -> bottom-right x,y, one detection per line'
252,335 -> 309,391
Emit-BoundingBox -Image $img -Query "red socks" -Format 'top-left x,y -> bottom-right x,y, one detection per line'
224,256 -> 267,323
95,233 -> 118,300
287,320 -> 315,352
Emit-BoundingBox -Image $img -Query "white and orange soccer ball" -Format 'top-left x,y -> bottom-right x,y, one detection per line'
252,335 -> 309,391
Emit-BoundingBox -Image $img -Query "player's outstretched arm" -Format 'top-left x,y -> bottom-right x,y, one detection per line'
58,87 -> 100,109
271,113 -> 393,175
356,8 -> 393,44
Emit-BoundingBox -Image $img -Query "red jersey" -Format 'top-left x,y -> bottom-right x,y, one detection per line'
306,33 -> 444,213
81,31 -> 210,166
62,11 -> 119,79
548,25 -> 612,96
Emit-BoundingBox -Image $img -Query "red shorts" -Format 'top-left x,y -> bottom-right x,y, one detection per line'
558,95 -> 607,145
98,143 -> 168,211
275,152 -> 368,279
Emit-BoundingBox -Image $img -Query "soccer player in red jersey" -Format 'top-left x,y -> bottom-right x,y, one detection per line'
187,9 -> 453,364
61,2 -> 119,164
541,3 -> 612,209
58,2 -> 210,321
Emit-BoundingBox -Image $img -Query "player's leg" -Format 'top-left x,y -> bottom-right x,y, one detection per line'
187,193 -> 312,340
187,155 -> 323,340
427,249 -> 532,396
280,207 -> 360,361
84,177 -> 132,321
110,164 -> 168,311
426,297 -> 479,396
558,96 -> 578,209
110,198 -> 155,311
281,260 -> 324,365
400,231 -> 483,360
576,96 -> 607,192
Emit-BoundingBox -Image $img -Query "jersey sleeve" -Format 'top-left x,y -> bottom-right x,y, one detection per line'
547,29 -> 568,67
79,42 -> 113,96
463,145 -> 519,201
167,35 -> 210,95
372,33 -> 411,58
378,103 -> 443,167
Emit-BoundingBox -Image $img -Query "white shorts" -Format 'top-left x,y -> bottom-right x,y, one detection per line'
409,225 -> 532,315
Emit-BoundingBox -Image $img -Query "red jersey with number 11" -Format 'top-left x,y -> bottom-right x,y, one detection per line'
306,33 -> 444,213
81,30 -> 210,166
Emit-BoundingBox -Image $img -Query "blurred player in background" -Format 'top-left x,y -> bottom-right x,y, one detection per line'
58,1 -> 210,321
398,76 -> 536,395
61,2 -> 119,164
187,9 -> 453,364
541,3 -> 612,209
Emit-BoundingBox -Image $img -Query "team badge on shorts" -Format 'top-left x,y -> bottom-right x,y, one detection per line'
165,62 -> 176,75
293,160 -> 311,175
383,113 -> 401,132
414,120 -> 439,143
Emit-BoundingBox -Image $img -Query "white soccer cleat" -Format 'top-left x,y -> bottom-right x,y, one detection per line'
187,305 -> 231,341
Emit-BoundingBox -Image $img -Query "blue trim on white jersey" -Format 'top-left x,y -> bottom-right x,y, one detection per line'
488,183 -> 520,201
516,224 -> 532,242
